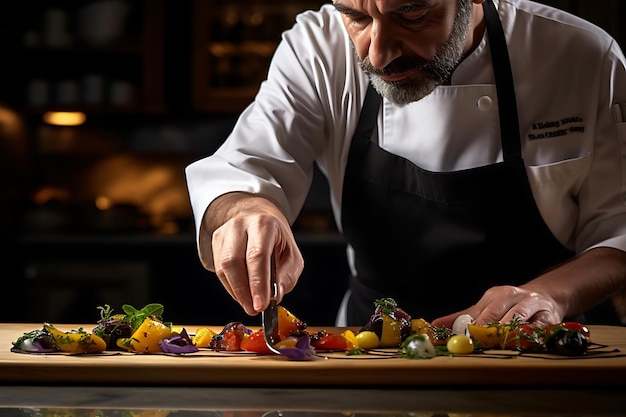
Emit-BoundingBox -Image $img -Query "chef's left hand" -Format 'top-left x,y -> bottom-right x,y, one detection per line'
431,247 -> 626,329
431,284 -> 563,328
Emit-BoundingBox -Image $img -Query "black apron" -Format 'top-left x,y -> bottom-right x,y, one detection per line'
340,0 -> 574,325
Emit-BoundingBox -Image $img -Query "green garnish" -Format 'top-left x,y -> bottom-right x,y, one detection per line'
434,345 -> 453,356
398,334 -> 453,359
12,329 -> 48,349
118,337 -> 136,348
398,334 -> 431,359
97,304 -> 114,321
432,325 -> 453,340
95,303 -> 168,332
122,303 -> 166,330
374,298 -> 398,317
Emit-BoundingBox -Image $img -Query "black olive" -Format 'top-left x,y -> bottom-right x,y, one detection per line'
544,328 -> 588,356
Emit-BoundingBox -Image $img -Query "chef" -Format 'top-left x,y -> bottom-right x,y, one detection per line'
186,0 -> 626,327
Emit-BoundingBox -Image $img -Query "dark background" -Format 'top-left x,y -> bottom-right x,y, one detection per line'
0,0 -> 624,327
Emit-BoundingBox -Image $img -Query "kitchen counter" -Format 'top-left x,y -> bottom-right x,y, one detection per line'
2,323 -> 625,387
2,323 -> 625,417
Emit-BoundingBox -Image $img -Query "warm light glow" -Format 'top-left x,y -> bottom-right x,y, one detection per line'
33,187 -> 70,205
43,111 -> 86,126
95,195 -> 113,210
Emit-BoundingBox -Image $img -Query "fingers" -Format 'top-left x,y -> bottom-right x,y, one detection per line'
212,212 -> 303,316
472,286 -> 561,326
212,218 -> 257,315
245,229 -> 277,312
246,231 -> 304,310
433,286 -> 563,328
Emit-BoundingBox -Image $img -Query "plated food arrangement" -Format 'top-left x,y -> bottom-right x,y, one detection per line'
10,298 -> 593,360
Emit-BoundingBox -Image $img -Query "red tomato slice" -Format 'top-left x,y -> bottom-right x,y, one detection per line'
310,332 -> 353,351
219,330 -> 242,351
209,322 -> 249,351
240,330 -> 272,354
504,323 -> 543,352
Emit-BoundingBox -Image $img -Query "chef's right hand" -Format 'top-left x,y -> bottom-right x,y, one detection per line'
207,192 -> 304,316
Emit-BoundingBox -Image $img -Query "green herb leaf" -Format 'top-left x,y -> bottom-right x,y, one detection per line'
374,298 -> 398,317
97,304 -> 114,321
122,303 -> 165,330
12,329 -> 48,349
432,325 -> 453,340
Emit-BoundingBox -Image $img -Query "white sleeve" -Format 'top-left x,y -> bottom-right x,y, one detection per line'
577,39 -> 626,254
185,5 -> 364,269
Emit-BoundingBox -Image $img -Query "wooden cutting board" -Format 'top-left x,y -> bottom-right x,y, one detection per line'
1,323 -> 625,387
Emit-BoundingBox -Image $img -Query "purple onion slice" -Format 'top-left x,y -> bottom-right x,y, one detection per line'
277,333 -> 318,361
159,328 -> 199,354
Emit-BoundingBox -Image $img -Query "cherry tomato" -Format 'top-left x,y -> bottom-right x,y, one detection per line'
240,330 -> 272,354
446,335 -> 474,354
504,323 -> 543,352
310,331 -> 356,351
209,322 -> 249,351
355,331 -> 379,349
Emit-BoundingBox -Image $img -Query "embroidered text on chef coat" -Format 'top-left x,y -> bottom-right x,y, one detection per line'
528,116 -> 585,140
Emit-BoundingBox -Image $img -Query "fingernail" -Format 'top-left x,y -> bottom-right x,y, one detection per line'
253,295 -> 264,311
276,283 -> 283,299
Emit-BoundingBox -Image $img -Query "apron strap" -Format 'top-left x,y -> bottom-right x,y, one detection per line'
483,0 -> 522,160
352,84 -> 382,149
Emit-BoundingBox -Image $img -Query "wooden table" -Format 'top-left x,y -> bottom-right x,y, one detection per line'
1,323 -> 625,387
1,323 -> 626,416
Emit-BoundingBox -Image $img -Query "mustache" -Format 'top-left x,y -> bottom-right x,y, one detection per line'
360,55 -> 430,77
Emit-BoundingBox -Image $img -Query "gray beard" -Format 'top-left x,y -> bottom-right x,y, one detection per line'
358,0 -> 474,105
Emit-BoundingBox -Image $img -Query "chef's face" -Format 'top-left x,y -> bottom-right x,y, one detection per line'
334,0 -> 475,104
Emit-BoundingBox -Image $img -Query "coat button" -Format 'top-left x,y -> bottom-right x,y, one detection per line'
477,95 -> 493,111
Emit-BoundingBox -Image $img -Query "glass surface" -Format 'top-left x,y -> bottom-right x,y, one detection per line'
0,387 -> 625,417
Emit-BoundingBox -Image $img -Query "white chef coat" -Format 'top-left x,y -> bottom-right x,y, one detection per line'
186,0 -> 626,273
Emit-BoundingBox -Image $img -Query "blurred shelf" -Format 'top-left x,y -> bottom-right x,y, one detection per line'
191,0 -> 326,113
0,0 -> 165,115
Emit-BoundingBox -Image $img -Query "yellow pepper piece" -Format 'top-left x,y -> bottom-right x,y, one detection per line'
171,326 -> 184,335
193,327 -> 216,348
121,317 -> 172,353
43,323 -> 107,354
274,339 -> 298,349
341,329 -> 358,350
379,314 -> 402,347
410,318 -> 431,334
277,305 -> 307,339
467,323 -> 502,349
